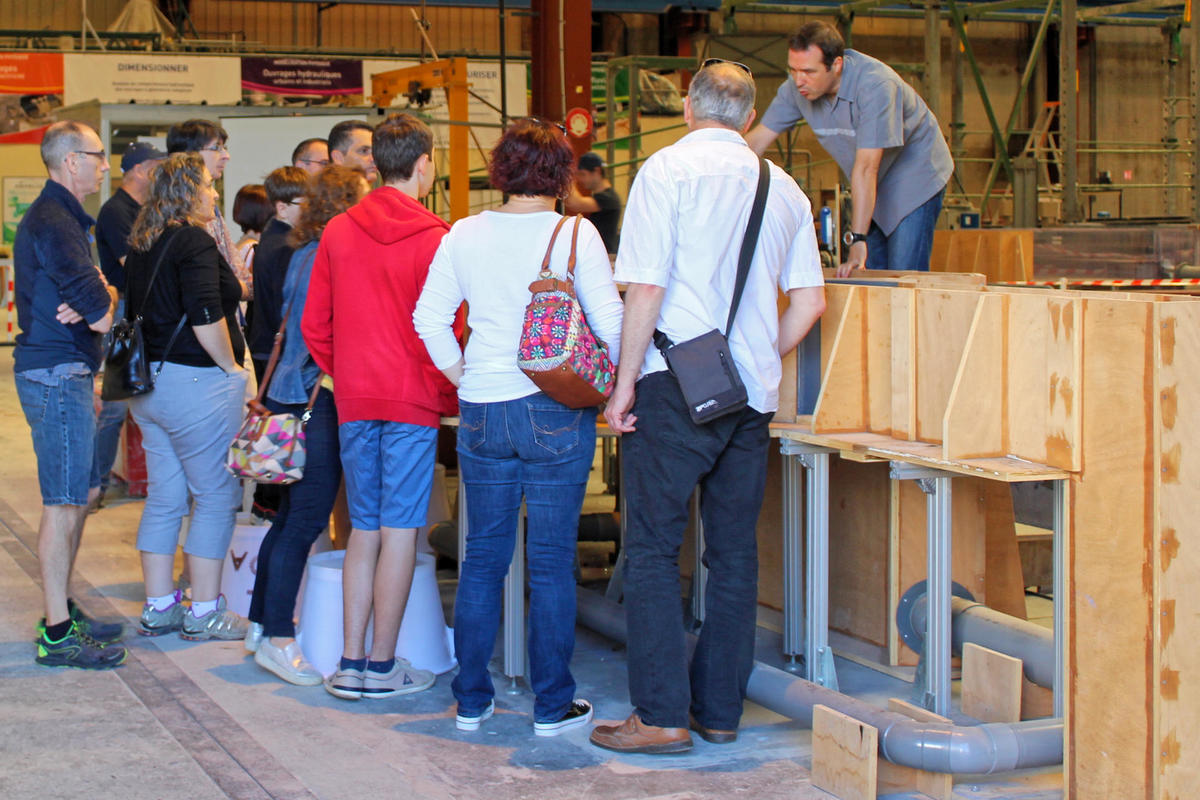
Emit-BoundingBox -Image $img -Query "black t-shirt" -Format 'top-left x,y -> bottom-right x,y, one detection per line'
247,217 -> 296,360
124,224 -> 246,368
94,187 -> 140,293
589,186 -> 621,255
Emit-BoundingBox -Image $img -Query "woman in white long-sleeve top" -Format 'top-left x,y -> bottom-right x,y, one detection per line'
413,118 -> 623,738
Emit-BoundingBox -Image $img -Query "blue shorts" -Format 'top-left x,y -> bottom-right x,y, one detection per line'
338,420 -> 437,530
15,363 -> 101,506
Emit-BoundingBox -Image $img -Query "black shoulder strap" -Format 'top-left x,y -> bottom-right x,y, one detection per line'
654,158 -> 771,354
135,227 -> 190,376
724,157 -> 771,337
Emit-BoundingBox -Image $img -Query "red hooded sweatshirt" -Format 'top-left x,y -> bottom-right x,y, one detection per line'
301,186 -> 459,427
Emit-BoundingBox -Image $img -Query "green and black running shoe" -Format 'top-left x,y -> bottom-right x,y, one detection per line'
35,622 -> 128,670
69,602 -> 125,644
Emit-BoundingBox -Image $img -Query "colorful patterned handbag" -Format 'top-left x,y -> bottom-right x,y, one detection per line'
517,214 -> 615,408
226,308 -> 322,484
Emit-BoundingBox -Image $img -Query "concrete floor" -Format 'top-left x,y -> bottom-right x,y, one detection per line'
0,362 -> 1063,800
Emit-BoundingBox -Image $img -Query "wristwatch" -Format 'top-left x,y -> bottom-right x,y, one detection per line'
843,231 -> 868,247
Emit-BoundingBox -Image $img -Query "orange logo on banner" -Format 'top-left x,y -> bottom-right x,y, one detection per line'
0,53 -> 65,94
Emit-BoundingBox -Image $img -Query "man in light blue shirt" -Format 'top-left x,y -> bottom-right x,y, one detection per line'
747,20 -> 953,275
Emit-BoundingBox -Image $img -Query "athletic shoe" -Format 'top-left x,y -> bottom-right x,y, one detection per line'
254,640 -> 322,686
36,622 -> 127,670
180,596 -> 249,641
361,658 -> 435,699
534,699 -> 594,737
244,622 -> 264,653
139,593 -> 185,637
69,604 -> 124,644
324,664 -> 366,700
456,700 -> 495,731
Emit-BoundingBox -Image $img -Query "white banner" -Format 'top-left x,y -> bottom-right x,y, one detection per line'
63,54 -> 241,106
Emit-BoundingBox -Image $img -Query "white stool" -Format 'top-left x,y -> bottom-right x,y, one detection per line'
220,523 -> 270,617
295,550 -> 455,677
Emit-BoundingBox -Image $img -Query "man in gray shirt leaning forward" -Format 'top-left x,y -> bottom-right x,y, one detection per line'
746,20 -> 953,276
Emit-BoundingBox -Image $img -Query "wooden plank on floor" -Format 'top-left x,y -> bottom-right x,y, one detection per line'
812,704 -> 877,800
962,642 -> 1023,723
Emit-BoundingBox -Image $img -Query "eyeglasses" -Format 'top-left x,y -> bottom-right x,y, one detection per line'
199,143 -> 229,154
297,158 -> 329,167
523,117 -> 567,135
74,150 -> 107,160
701,58 -> 753,77
287,198 -> 305,206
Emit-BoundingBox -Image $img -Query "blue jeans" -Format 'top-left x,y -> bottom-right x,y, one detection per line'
621,371 -> 772,730
248,388 -> 341,637
14,363 -> 100,506
865,188 -> 945,271
452,393 -> 597,723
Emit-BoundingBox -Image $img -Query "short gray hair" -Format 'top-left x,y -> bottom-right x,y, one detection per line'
688,63 -> 756,130
40,120 -> 93,170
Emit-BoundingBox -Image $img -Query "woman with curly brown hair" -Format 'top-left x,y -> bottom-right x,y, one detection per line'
414,118 -> 624,736
244,165 -> 370,685
125,153 -> 251,641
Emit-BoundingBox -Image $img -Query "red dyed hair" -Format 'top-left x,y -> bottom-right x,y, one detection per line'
487,118 -> 575,199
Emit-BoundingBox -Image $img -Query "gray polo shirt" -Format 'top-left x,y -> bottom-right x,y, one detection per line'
761,50 -> 953,234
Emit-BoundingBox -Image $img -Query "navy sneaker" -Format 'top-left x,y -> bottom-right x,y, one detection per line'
36,622 -> 127,670
69,604 -> 125,644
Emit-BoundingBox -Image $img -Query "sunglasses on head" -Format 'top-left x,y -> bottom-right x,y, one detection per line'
522,117 -> 567,135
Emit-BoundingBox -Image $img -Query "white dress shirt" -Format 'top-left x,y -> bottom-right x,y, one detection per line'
414,210 -> 624,404
614,127 -> 823,413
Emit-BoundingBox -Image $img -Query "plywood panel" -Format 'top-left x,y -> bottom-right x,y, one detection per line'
813,286 -> 866,433
890,288 -> 916,440
828,460 -> 891,646
914,289 -> 979,442
755,446 -> 786,610
943,293 -> 1006,460
1005,292 -> 1048,462
1155,301 -> 1200,798
962,642 -> 1023,723
1043,296 -> 1082,471
813,705 -> 877,800
981,482 -> 1027,620
864,286 -> 893,433
1070,297 -> 1155,800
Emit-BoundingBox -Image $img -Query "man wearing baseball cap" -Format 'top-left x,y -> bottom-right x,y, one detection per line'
565,152 -> 622,255
92,140 -> 166,507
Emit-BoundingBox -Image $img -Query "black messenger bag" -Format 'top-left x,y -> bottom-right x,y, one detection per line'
653,158 -> 770,425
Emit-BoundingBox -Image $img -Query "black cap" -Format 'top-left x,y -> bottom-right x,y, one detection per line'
578,152 -> 605,171
121,141 -> 167,171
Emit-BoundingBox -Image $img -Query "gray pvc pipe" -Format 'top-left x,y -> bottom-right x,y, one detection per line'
576,587 -> 1063,774
908,595 -> 1055,689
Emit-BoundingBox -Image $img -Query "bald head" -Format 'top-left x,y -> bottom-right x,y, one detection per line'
687,62 -> 757,131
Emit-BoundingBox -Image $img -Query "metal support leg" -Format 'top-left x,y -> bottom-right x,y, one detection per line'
503,505 -> 525,691
780,444 -> 804,672
1052,478 -> 1067,717
892,462 -> 955,716
690,489 -> 707,627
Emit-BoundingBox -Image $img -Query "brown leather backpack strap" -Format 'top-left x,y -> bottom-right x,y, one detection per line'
301,372 -> 324,420
250,306 -> 290,410
540,214 -> 571,273
566,214 -> 583,281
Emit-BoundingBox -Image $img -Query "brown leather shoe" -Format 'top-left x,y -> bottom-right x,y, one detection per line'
689,714 -> 738,744
590,713 -> 693,754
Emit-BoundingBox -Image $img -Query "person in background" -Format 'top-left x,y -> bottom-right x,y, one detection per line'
14,120 -> 124,669
565,152 -> 622,256
125,153 -> 250,642
232,183 -> 271,269
92,141 -> 166,508
166,119 -> 253,297
292,138 -> 330,176
302,113 -> 455,701
414,118 -> 624,736
245,165 -> 369,685
328,120 -> 378,184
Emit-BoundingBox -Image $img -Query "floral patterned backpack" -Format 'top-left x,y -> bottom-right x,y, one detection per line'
516,214 -> 615,408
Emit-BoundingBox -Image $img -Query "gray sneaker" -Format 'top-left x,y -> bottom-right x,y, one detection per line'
138,592 -> 184,637
181,596 -> 249,641
361,658 -> 435,699
324,664 -> 365,700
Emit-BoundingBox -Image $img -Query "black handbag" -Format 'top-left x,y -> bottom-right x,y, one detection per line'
100,230 -> 187,401
653,158 -> 771,425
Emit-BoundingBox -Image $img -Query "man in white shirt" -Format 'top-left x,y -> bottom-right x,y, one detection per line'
591,60 -> 826,754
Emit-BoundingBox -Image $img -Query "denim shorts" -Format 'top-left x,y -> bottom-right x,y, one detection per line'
15,363 -> 101,506
338,420 -> 438,530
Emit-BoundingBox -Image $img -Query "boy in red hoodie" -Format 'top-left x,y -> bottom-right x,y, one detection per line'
302,113 -> 459,699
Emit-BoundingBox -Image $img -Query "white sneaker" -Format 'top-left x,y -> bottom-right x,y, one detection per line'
244,622 -> 264,653
533,699 -> 593,737
254,640 -> 323,686
456,700 -> 495,731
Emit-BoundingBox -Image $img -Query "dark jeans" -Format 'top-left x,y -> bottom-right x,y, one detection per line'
250,355 -> 283,516
247,387 -> 341,637
865,188 -> 945,271
621,371 -> 772,730
451,393 -> 596,723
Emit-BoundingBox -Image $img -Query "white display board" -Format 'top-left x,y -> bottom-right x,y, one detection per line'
63,53 -> 241,106
219,114 -> 367,240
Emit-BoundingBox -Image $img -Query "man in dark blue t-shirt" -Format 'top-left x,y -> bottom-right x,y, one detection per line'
92,141 -> 165,502
14,120 -> 125,670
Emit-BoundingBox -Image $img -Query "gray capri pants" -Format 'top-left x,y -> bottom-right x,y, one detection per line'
129,361 -> 247,561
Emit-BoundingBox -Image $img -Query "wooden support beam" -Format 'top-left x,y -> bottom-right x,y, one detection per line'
1078,0 -> 1183,20
962,642 -> 1024,723
924,1 -> 942,120
812,704 -> 878,800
